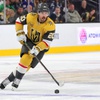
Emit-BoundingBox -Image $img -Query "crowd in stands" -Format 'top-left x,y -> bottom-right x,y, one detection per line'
0,0 -> 99,24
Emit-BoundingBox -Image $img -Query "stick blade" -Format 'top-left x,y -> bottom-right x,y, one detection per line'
59,82 -> 64,87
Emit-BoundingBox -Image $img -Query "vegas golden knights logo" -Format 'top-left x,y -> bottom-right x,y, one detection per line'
31,29 -> 40,42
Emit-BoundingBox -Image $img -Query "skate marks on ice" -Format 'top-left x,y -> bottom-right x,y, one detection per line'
1,80 -> 100,100
1,68 -> 100,100
0,53 -> 100,100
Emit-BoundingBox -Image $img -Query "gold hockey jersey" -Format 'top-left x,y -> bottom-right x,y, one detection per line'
15,13 -> 55,51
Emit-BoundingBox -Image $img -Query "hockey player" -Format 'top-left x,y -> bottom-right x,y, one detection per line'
0,3 -> 55,90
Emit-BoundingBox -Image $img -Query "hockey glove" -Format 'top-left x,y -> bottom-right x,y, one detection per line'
16,30 -> 26,44
30,46 -> 39,56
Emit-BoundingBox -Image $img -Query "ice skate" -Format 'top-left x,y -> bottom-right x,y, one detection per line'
0,78 -> 10,90
11,78 -> 20,91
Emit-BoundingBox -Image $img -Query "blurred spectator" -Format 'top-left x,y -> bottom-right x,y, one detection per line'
0,0 -> 15,12
10,0 -> 16,9
50,6 -> 64,23
82,8 -> 97,22
40,0 -> 47,3
78,0 -> 89,18
21,0 -> 34,9
49,0 -> 55,13
64,3 -> 82,23
0,8 -> 15,23
54,0 -> 62,7
33,0 -> 40,12
8,8 -> 15,23
13,0 -> 21,9
0,11 -> 3,23
21,0 -> 27,9
49,0 -> 62,13
6,8 -> 15,23
14,5 -> 24,16
0,0 -> 99,24
8,5 -> 24,24
6,8 -> 12,23
67,0 -> 70,4
23,4 -> 33,14
0,0 -> 4,12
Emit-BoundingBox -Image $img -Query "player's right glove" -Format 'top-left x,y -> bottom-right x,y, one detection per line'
16,30 -> 26,44
29,46 -> 40,56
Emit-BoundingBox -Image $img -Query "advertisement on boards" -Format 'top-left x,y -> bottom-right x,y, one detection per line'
77,27 -> 100,45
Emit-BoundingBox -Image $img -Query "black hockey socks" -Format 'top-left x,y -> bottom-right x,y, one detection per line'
12,63 -> 27,90
12,70 -> 25,89
0,72 -> 15,89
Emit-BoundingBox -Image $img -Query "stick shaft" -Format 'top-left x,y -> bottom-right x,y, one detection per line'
24,42 -> 60,86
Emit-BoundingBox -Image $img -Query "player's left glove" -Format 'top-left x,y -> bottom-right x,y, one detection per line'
30,46 -> 39,56
16,30 -> 26,44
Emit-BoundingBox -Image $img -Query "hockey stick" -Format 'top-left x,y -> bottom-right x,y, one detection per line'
24,42 -> 64,87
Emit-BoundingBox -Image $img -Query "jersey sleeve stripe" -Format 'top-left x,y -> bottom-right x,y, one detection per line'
19,63 -> 27,68
42,40 -> 49,47
16,17 -> 21,23
43,39 -> 51,47
16,22 -> 22,24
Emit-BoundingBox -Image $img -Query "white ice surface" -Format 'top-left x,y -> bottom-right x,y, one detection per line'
0,52 -> 100,100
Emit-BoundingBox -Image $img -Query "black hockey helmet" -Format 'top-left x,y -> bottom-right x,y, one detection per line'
37,3 -> 50,14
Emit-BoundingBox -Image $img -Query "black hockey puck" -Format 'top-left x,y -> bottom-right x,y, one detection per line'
55,89 -> 59,94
